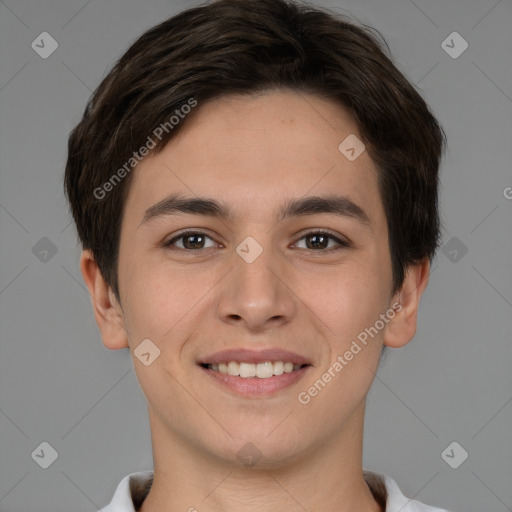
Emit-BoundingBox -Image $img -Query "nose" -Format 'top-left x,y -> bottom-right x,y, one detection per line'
215,237 -> 296,332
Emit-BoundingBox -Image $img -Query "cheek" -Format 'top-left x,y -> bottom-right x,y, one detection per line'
119,268 -> 201,402
300,266 -> 390,409
119,258 -> 221,371
306,259 -> 390,340
121,269 -> 189,341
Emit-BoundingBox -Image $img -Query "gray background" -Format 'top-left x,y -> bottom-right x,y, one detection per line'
0,0 -> 511,511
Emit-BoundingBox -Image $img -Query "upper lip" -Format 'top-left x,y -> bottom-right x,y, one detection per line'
199,348 -> 311,366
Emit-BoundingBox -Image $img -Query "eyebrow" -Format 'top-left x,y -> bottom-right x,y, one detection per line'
139,194 -> 370,227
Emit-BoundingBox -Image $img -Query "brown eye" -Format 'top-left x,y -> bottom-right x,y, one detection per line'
164,231 -> 216,250
295,231 -> 350,251
304,233 -> 329,250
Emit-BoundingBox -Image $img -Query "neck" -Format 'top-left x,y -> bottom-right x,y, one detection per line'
139,404 -> 383,512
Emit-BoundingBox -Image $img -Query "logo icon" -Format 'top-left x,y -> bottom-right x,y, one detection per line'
441,236 -> 468,263
31,441 -> 58,469
31,32 -> 59,59
237,442 -> 263,467
441,441 -> 468,469
338,134 -> 366,161
134,339 -> 161,366
32,237 -> 58,262
441,32 -> 468,59
236,236 -> 263,263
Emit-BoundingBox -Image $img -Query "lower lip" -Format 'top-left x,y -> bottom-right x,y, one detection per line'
200,365 -> 311,396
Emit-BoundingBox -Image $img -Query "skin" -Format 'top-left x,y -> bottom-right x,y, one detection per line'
81,89 -> 429,512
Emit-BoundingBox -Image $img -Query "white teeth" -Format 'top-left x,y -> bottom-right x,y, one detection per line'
256,362 -> 273,378
273,361 -> 284,375
227,361 -> 240,376
239,362 -> 256,378
206,361 -> 305,379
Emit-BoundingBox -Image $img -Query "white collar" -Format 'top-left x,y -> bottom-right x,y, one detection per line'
99,469 -> 453,512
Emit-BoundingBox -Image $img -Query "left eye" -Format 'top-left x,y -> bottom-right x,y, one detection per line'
164,231 -> 217,250
294,231 -> 349,251
163,230 -> 349,251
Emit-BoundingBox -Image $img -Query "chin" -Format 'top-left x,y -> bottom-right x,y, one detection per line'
206,430 -> 311,470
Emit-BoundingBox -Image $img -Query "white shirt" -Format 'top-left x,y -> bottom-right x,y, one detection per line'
98,470 -> 454,511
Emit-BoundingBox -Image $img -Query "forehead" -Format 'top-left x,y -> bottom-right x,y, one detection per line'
123,90 -> 383,226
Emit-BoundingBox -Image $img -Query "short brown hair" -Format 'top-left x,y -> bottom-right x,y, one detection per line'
64,0 -> 446,301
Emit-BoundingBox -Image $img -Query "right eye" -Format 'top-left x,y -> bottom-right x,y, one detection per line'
163,230 -> 219,251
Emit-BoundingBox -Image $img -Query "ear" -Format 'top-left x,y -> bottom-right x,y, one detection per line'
383,259 -> 430,349
79,250 -> 129,350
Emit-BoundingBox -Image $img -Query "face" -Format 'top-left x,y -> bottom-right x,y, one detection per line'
110,90 -> 401,467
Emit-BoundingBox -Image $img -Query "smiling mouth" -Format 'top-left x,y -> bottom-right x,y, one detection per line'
200,361 -> 310,379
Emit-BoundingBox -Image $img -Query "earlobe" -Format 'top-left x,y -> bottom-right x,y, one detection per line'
383,259 -> 430,349
79,250 -> 129,350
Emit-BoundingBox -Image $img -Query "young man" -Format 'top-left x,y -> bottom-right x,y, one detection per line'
64,0 -> 452,510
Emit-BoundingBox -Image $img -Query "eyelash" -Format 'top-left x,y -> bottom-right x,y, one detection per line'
163,229 -> 350,253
